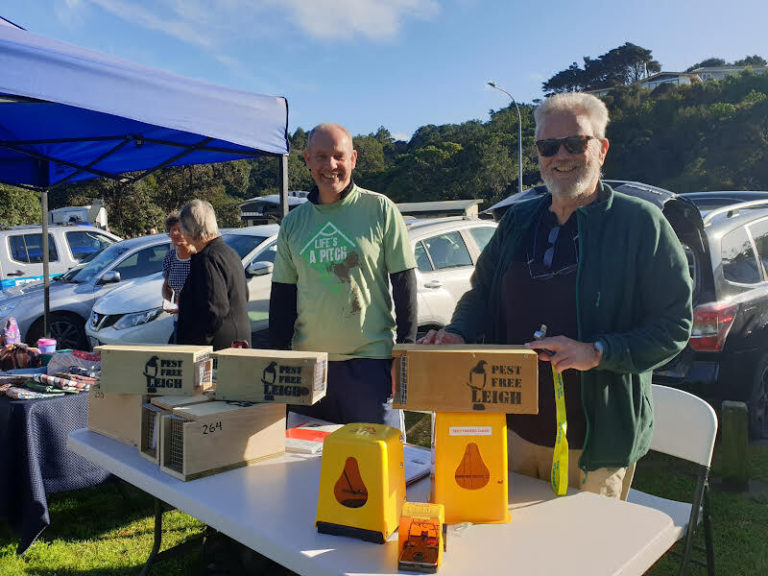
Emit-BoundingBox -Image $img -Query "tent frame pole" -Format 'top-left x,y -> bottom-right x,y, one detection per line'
279,154 -> 289,218
41,188 -> 50,338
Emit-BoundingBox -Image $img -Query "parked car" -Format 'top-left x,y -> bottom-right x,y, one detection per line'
489,182 -> 768,439
85,218 -> 498,347
655,191 -> 768,439
86,225 -> 280,348
0,234 -> 171,350
407,217 -> 497,336
0,223 -> 120,290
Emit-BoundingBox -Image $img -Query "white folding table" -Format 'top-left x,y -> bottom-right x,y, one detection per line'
68,428 -> 678,575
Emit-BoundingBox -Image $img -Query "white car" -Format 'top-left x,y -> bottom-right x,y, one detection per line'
86,226 -> 279,348
406,217 -> 496,336
0,224 -> 120,291
85,218 -> 497,347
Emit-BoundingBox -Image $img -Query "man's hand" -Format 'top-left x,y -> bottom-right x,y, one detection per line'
526,336 -> 602,372
417,329 -> 465,345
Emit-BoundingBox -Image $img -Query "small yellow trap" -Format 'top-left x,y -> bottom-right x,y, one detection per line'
398,502 -> 446,573
316,423 -> 405,543
432,412 -> 511,524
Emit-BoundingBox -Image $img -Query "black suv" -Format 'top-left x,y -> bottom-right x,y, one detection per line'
487,182 -> 768,439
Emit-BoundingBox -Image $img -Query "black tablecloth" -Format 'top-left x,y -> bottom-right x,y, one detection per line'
0,392 -> 110,554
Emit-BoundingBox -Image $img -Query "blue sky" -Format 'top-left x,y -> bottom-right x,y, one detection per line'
3,1 -> 767,141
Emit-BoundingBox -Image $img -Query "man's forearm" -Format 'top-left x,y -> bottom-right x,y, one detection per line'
391,268 -> 417,344
269,282 -> 297,349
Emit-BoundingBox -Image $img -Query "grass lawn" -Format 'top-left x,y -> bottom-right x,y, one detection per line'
0,413 -> 766,575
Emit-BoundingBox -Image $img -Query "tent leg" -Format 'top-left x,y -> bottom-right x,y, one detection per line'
41,189 -> 51,338
279,154 -> 289,219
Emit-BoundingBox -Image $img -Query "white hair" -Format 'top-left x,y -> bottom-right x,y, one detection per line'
179,199 -> 219,241
534,92 -> 610,140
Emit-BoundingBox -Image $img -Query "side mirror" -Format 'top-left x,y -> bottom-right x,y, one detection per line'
246,261 -> 274,277
98,270 -> 121,285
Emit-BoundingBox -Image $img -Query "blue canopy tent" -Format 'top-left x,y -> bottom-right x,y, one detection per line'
0,24 -> 290,336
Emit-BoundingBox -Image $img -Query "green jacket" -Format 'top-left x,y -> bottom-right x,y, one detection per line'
448,182 -> 693,471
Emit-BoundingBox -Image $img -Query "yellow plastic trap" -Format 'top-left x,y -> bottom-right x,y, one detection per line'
398,502 -> 446,573
432,412 -> 511,524
316,423 -> 405,543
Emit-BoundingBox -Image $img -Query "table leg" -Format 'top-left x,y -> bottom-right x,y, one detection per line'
137,496 -> 205,575
138,498 -> 164,576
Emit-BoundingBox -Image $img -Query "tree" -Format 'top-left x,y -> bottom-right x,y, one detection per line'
0,184 -> 41,225
543,43 -> 660,94
735,55 -> 767,67
686,58 -> 726,72
542,62 -> 585,94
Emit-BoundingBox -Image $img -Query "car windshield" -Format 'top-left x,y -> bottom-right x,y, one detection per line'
64,241 -> 142,284
222,233 -> 270,259
54,264 -> 86,282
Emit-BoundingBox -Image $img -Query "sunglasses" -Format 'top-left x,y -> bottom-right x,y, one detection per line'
535,135 -> 596,157
527,221 -> 579,280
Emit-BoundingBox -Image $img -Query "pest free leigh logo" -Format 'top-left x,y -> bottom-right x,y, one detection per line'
466,359 -> 524,410
261,361 -> 309,400
143,356 -> 184,392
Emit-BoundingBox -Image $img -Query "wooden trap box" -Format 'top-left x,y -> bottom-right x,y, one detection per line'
96,344 -> 213,396
213,348 -> 327,405
159,400 -> 286,481
87,384 -> 146,448
392,344 -> 539,414
139,395 -> 212,463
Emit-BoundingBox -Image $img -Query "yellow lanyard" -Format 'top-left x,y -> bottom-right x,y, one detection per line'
551,367 -> 568,496
534,324 -> 568,496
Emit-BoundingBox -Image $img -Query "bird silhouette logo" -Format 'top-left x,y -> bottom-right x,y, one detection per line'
467,360 -> 488,410
143,355 -> 160,392
261,361 -> 278,400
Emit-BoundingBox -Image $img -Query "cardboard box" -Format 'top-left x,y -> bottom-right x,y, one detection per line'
139,395 -> 212,463
159,400 -> 286,481
96,344 -> 213,396
213,348 -> 327,405
87,384 -> 146,448
392,344 -> 539,414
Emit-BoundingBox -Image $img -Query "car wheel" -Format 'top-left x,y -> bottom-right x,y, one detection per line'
28,313 -> 87,351
749,354 -> 768,440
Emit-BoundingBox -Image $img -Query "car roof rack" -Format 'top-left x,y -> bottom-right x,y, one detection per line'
702,199 -> 768,226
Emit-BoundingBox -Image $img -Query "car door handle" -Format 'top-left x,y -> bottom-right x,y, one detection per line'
7,270 -> 24,277
424,280 -> 443,289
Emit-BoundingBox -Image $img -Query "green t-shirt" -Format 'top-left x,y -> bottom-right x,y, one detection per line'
273,185 -> 416,360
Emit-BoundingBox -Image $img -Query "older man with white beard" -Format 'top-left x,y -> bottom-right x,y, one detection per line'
419,92 -> 692,499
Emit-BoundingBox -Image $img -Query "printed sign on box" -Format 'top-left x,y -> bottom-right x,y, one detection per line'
392,344 -> 539,414
214,348 -> 327,405
96,344 -> 213,396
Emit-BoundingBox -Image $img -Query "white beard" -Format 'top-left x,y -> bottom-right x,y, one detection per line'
543,161 -> 601,200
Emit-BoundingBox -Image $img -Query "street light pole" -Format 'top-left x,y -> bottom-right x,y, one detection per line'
488,81 -> 524,195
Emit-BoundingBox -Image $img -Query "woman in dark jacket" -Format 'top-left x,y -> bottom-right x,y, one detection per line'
176,199 -> 250,350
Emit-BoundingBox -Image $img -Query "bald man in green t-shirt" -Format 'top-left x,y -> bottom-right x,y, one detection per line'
269,123 -> 417,429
